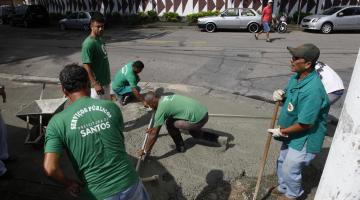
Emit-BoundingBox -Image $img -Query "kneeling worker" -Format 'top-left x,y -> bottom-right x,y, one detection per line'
112,60 -> 146,106
138,91 -> 217,156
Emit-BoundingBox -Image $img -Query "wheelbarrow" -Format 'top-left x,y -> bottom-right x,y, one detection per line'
15,83 -> 67,146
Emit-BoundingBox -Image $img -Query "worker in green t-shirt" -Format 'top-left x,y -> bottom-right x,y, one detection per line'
112,61 -> 146,106
138,91 -> 217,155
81,13 -> 111,100
43,64 -> 149,200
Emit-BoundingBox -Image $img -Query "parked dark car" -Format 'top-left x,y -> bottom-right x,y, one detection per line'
59,11 -> 105,31
0,5 -> 14,24
8,4 -> 49,27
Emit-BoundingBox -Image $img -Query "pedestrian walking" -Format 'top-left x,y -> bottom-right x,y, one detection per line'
81,12 -> 111,100
255,0 -> 273,42
43,64 -> 149,200
268,44 -> 330,200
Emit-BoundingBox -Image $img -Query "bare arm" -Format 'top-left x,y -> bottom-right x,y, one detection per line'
83,64 -> 104,95
137,127 -> 161,156
43,153 -> 82,197
281,123 -> 312,136
131,88 -> 146,105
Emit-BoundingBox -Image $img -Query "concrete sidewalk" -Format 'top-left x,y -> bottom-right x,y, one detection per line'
0,78 -> 335,200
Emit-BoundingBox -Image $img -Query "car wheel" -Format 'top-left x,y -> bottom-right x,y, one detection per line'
321,23 -> 332,34
248,22 -> 260,33
205,23 -> 216,33
59,23 -> 66,31
9,20 -> 15,26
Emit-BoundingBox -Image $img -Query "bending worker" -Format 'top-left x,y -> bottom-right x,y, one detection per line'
112,61 -> 146,106
43,64 -> 149,200
138,92 -> 214,155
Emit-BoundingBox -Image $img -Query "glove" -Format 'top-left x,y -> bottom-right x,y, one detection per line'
273,89 -> 285,102
268,128 -> 288,138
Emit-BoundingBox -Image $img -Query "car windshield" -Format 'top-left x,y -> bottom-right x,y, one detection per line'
29,5 -> 46,13
322,7 -> 343,15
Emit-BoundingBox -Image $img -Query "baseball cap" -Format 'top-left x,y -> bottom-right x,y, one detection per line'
287,43 -> 320,63
268,0 -> 273,3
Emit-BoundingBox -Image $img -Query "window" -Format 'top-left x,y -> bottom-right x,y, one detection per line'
79,12 -> 88,19
341,7 -> 357,16
224,8 -> 238,16
241,9 -> 256,16
68,13 -> 78,19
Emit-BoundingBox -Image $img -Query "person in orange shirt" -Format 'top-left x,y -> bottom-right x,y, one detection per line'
255,0 -> 273,42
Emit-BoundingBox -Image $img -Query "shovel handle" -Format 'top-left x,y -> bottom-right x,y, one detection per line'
253,101 -> 280,200
136,112 -> 155,171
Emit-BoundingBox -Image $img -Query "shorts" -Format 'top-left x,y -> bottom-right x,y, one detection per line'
262,22 -> 270,33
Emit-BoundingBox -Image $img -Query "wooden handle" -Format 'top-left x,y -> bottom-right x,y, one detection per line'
253,101 -> 280,200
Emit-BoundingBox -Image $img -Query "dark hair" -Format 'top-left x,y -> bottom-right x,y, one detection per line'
90,12 -> 105,24
132,60 -> 144,70
59,64 -> 89,93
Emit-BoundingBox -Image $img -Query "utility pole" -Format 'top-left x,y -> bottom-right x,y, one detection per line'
314,49 -> 360,200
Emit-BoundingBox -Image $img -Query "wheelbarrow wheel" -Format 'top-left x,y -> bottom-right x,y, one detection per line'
29,125 -> 45,150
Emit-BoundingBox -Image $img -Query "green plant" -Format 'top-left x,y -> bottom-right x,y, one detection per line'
186,11 -> 220,23
163,12 -> 180,22
147,10 -> 159,22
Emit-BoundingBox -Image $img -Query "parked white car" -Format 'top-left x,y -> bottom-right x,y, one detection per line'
197,8 -> 261,33
301,6 -> 360,34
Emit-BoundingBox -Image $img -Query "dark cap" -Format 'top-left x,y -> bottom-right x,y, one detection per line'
287,43 -> 320,63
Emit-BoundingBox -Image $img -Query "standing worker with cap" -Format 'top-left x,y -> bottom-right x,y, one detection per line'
268,44 -> 330,200
255,0 -> 273,42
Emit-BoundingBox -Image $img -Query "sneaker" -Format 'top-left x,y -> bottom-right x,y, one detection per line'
119,95 -> 130,106
266,38 -> 271,42
270,186 -> 284,196
254,34 -> 258,40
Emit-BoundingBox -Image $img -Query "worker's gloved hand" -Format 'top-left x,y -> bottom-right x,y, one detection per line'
273,89 -> 285,102
267,128 -> 288,138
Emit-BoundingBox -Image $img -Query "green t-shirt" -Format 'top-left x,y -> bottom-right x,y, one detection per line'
44,97 -> 138,200
154,94 -> 208,127
112,61 -> 139,90
277,71 -> 330,153
81,36 -> 111,86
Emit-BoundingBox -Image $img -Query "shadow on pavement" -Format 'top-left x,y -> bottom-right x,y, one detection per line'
195,169 -> 231,200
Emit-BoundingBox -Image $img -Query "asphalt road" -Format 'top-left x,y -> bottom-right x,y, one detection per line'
0,24 -> 359,117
